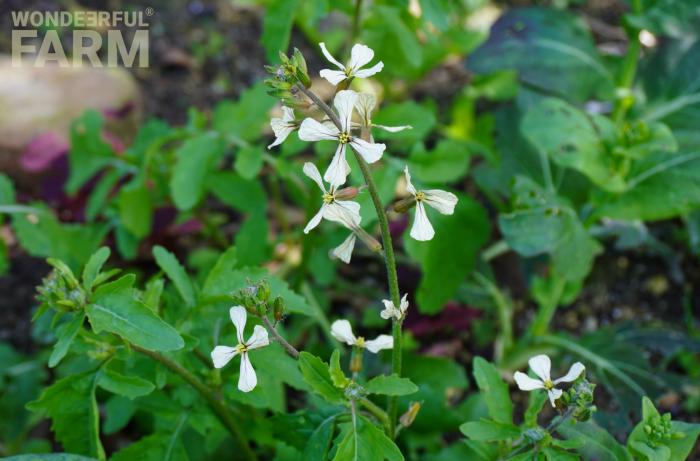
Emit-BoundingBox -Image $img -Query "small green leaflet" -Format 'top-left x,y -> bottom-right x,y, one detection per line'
152,245 -> 196,308
298,352 -> 344,404
98,368 -> 155,399
365,374 -> 418,396
472,357 -> 513,424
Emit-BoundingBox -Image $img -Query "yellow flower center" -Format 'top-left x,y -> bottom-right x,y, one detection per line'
355,337 -> 366,348
236,344 -> 248,354
338,132 -> 351,144
543,379 -> 554,390
323,192 -> 335,204
415,191 -> 426,202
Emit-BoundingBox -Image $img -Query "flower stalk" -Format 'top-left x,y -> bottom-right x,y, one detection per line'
261,315 -> 300,359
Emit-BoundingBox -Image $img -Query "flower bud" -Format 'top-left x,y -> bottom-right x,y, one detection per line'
393,196 -> 417,213
350,350 -> 363,373
334,187 -> 359,201
257,280 -> 271,303
399,402 -> 421,428
272,296 -> 286,321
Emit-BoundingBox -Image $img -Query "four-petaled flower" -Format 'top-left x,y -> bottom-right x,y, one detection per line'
211,306 -> 270,393
268,106 -> 297,149
513,354 -> 585,407
331,319 -> 393,353
380,293 -> 409,320
404,166 -> 458,241
303,162 -> 361,234
299,90 -> 385,188
319,43 -> 384,86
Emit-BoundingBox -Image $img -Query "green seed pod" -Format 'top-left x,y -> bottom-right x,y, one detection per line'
272,296 -> 285,322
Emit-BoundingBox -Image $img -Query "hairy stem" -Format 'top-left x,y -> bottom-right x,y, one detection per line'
132,345 -> 257,461
503,406 -> 576,460
611,0 -> 643,125
261,316 -> 300,359
297,83 -> 403,437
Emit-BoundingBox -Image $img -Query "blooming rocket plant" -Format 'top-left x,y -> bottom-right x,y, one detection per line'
514,354 -> 586,406
403,166 -> 459,241
331,319 -> 393,353
319,42 -> 384,85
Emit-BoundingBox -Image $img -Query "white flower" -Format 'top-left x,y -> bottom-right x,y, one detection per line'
331,233 -> 356,264
299,90 -> 386,188
380,293 -> 409,320
404,166 -> 458,241
303,162 -> 361,234
268,106 -> 297,149
319,42 -> 384,85
211,306 -> 270,393
331,319 -> 393,353
513,354 -> 585,407
355,93 -> 412,136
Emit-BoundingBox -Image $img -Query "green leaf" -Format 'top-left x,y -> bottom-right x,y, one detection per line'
469,7 -> 614,101
329,349 -> 350,389
82,247 -> 110,292
98,368 -> 155,399
170,133 -> 225,211
303,415 -> 337,461
118,180 -> 152,238
407,193 -> 490,313
333,415 -> 404,461
213,81 -> 275,143
152,245 -> 195,308
556,420 -> 631,461
235,213 -> 270,266
407,139 -> 472,183
208,171 -> 267,214
472,357 -> 512,424
298,352 -> 343,404
235,145 -> 265,180
521,97 -> 625,192
85,169 -> 123,221
459,419 -> 520,441
365,374 -> 418,396
261,0 -> 300,61
66,110 -> 115,194
110,433 -> 189,461
87,280 -> 184,352
27,372 -> 105,460
48,312 -> 85,368
372,100 -> 435,144
524,389 -> 548,427
3,456 -> 100,461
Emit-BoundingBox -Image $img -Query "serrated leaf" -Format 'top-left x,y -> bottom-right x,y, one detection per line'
118,180 -> 152,238
472,357 -> 512,424
298,352 -> 343,404
329,349 -> 350,389
152,245 -> 195,308
170,133 -> 225,211
98,368 -> 155,399
48,312 -> 85,368
82,247 -> 111,292
365,374 -> 418,396
66,110 -> 115,194
333,415 -> 404,461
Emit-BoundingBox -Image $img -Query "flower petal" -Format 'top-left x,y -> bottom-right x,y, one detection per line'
355,93 -> 376,125
267,123 -> 294,149
319,42 -> 345,70
554,362 -> 585,385
547,388 -> 563,407
330,200 -> 361,226
331,233 -> 356,264
354,61 -> 384,78
374,123 -> 412,133
348,43 -> 375,70
403,166 -> 417,196
399,293 -> 409,314
238,353 -> 257,393
211,346 -> 238,369
364,334 -> 394,353
380,299 -> 398,320
299,117 -> 339,141
304,206 -> 325,234
410,202 -> 435,241
330,319 -> 356,345
320,69 -> 348,86
281,106 -> 295,122
513,371 -> 544,391
230,306 -> 247,344
303,162 -> 326,193
334,90 -> 358,131
246,325 -> 270,350
324,143 -> 351,188
528,355 -> 552,383
349,138 -> 385,164
423,189 -> 458,215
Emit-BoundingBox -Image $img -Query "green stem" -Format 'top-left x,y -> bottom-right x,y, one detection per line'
474,273 -> 512,362
611,0 -> 643,125
261,316 -> 300,359
527,276 -> 566,338
132,345 -> 258,461
351,0 -> 364,43
359,397 -> 390,429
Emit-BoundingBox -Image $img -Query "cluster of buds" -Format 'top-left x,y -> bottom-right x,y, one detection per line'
558,378 -> 596,422
231,279 -> 286,321
37,259 -> 86,313
643,412 -> 685,447
264,49 -> 310,107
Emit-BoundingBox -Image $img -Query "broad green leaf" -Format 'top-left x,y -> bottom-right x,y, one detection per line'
85,169 -> 123,221
329,349 -> 350,389
365,374 -> 418,396
82,247 -> 111,292
468,7 -> 614,101
521,98 -> 625,192
170,133 -> 225,210
303,415 -> 337,461
87,280 -> 184,351
3,456 -> 100,461
208,171 -> 267,214
235,145 -> 264,180
557,420 -> 632,461
66,110 -> 115,194
407,139 -> 472,183
27,372 -> 105,460
524,389 -> 548,427
472,357 -> 512,424
213,81 -> 275,143
407,193 -> 489,313
459,419 -> 520,441
235,213 -> 270,266
372,101 -> 436,144
110,433 -> 189,461
152,245 -> 195,307
48,312 -> 85,368
118,180 -> 152,238
261,0 -> 300,61
97,368 -> 155,399
333,415 -> 404,461
298,352 -> 343,404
